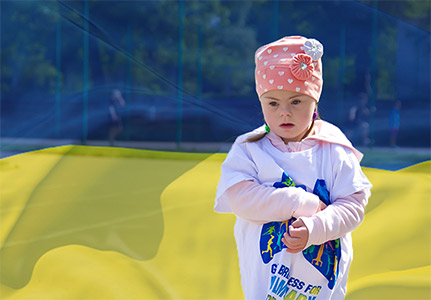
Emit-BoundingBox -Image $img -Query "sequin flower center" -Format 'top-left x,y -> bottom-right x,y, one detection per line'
303,39 -> 324,61
290,54 -> 314,80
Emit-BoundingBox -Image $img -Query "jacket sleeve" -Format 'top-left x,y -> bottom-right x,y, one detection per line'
299,145 -> 372,247
299,189 -> 370,247
224,180 -> 321,224
215,134 -> 321,221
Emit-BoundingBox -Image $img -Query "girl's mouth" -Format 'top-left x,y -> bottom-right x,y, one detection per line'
280,123 -> 294,129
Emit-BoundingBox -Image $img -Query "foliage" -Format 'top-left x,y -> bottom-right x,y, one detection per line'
360,0 -> 430,32
0,0 -> 429,146
1,0 -> 429,100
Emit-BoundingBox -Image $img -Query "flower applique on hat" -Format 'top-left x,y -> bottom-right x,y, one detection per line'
303,38 -> 324,61
255,36 -> 324,102
290,54 -> 314,80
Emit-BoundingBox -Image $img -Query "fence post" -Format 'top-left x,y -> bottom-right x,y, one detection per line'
82,0 -> 89,144
55,20 -> 62,137
176,0 -> 184,149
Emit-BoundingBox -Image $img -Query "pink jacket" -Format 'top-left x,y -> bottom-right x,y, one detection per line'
223,120 -> 370,248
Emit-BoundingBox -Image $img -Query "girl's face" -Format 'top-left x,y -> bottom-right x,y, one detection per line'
260,89 -> 316,144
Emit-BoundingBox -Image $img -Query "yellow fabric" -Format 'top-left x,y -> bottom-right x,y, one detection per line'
0,145 -> 430,299
347,162 -> 431,299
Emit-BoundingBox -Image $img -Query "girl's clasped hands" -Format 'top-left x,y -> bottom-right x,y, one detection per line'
283,200 -> 327,253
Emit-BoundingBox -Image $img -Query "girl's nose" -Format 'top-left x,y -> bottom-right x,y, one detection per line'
280,106 -> 292,117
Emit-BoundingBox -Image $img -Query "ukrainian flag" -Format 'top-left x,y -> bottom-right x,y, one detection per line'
0,145 -> 430,299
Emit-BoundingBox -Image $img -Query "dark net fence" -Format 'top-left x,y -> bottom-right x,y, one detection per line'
1,0 -> 430,150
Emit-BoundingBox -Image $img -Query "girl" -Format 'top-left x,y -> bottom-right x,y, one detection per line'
215,36 -> 372,299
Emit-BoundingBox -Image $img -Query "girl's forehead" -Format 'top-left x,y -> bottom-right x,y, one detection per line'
260,90 -> 315,102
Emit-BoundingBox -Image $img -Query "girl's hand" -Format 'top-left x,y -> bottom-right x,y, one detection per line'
282,219 -> 309,253
316,200 -> 327,213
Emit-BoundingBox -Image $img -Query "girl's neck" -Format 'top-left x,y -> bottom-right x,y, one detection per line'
300,119 -> 316,141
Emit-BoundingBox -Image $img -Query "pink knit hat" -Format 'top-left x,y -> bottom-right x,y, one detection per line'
255,36 -> 324,102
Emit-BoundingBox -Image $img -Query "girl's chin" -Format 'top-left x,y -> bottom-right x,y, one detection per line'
276,128 -> 311,143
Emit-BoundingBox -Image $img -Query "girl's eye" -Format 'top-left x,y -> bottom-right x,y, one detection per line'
292,99 -> 301,105
269,101 -> 278,107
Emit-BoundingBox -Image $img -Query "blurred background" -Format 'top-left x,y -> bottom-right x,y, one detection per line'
1,0 -> 430,169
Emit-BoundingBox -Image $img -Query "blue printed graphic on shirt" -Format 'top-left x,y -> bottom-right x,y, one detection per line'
259,172 -> 341,290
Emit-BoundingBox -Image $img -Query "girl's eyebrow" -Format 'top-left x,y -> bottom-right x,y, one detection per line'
263,96 -> 280,101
